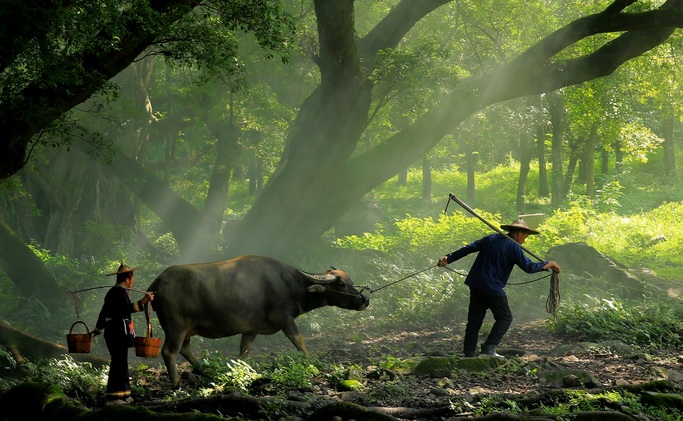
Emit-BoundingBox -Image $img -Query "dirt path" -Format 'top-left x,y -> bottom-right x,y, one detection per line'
133,320 -> 682,420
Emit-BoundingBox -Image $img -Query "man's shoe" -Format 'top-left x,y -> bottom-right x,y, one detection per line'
463,351 -> 476,358
106,399 -> 127,406
481,344 -> 504,358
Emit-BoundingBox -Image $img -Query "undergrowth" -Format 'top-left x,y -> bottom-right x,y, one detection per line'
547,297 -> 683,349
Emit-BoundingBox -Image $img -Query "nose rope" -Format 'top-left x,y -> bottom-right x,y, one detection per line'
323,288 -> 367,299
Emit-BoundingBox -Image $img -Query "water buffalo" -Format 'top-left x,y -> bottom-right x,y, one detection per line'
146,255 -> 370,387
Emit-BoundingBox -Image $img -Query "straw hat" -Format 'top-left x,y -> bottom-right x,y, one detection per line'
499,219 -> 539,235
105,261 -> 142,276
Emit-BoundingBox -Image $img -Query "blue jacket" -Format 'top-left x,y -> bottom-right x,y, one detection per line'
446,234 -> 548,296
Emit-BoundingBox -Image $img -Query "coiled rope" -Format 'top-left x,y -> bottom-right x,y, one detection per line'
547,271 -> 561,316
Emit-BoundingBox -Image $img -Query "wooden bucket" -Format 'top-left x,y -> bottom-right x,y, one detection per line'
66,321 -> 92,353
135,323 -> 161,358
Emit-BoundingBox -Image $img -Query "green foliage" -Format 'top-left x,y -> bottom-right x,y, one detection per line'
548,297 -> 683,349
36,356 -> 107,401
0,353 -> 107,405
260,353 -> 321,390
194,351 -> 322,395
214,358 -> 262,394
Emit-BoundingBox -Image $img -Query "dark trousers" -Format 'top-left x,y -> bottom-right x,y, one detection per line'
104,327 -> 132,401
463,287 -> 513,353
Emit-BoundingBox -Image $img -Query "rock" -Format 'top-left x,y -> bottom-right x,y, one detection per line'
366,368 -> 398,381
640,391 -> 683,409
550,340 -> 633,356
546,242 -> 644,298
538,369 -> 602,388
429,387 -> 449,396
412,356 -> 453,377
455,355 -> 507,372
436,377 -> 454,389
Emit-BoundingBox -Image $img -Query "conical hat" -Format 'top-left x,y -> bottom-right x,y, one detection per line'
499,219 -> 539,235
105,261 -> 142,276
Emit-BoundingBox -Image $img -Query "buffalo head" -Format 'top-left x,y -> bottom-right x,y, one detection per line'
299,268 -> 370,311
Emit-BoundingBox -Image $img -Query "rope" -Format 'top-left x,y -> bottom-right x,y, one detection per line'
367,264 -> 438,293
546,271 -> 561,316
443,266 -> 560,314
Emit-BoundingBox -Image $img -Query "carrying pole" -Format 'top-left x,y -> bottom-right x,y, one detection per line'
447,193 -> 544,262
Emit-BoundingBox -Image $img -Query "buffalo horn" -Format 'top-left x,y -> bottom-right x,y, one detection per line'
298,270 -> 336,283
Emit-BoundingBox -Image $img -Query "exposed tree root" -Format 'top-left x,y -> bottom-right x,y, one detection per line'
0,321 -> 108,368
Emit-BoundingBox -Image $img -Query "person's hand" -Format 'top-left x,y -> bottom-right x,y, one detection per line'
142,291 -> 155,304
544,261 -> 561,273
437,256 -> 448,267
90,330 -> 100,337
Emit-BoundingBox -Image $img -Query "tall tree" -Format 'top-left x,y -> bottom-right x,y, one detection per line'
225,0 -> 683,259
3,0 -> 683,264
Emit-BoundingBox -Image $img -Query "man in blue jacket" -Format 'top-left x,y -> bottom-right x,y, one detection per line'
438,219 -> 560,358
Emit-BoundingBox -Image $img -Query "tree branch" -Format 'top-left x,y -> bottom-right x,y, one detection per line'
359,0 -> 451,61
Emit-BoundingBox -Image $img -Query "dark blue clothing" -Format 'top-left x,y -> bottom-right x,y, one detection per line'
95,285 -> 144,401
445,234 -> 548,296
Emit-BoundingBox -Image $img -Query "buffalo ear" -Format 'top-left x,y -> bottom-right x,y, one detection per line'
306,285 -> 326,293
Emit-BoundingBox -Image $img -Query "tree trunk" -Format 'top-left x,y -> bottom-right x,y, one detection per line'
203,86 -> 241,251
585,124 -> 597,199
398,169 -> 408,187
536,95 -> 549,198
422,156 -> 432,201
0,219 -> 67,314
614,138 -> 624,173
466,143 -> 477,204
0,321 -> 108,368
564,135 -> 581,197
546,92 -> 564,207
516,130 -> 531,214
601,147 -> 609,175
662,112 -> 676,175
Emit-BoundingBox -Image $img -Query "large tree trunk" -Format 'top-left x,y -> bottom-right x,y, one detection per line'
0,220 -> 67,313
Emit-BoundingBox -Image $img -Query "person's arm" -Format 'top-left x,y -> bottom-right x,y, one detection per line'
437,238 -> 482,266
132,291 -> 155,312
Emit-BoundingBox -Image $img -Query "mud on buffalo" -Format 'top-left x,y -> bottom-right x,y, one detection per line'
145,255 -> 370,388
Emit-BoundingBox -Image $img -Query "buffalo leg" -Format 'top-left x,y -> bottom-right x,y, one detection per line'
281,319 -> 311,357
161,334 -> 184,388
179,337 -> 202,374
239,333 -> 257,358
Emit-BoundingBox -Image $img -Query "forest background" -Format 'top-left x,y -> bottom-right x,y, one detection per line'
0,0 -> 682,360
